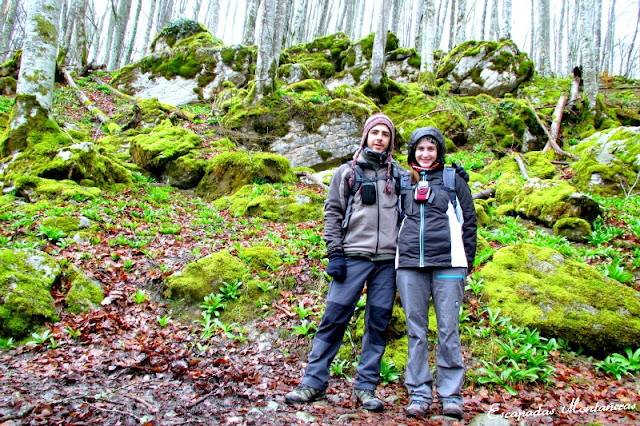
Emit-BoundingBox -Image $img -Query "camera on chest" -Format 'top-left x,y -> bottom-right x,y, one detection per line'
414,180 -> 431,203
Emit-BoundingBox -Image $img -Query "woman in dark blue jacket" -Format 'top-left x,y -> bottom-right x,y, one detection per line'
396,127 -> 477,419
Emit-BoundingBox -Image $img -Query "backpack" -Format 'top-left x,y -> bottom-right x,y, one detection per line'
426,166 -> 463,223
341,162 -> 412,231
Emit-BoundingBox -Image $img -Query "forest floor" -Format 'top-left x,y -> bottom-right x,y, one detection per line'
1,78 -> 640,425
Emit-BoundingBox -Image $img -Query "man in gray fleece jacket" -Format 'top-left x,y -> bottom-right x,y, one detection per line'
285,112 -> 405,412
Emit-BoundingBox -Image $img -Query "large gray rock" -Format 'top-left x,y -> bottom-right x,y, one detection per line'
437,40 -> 533,97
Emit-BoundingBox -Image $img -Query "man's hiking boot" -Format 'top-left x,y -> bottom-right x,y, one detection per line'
406,400 -> 431,418
354,389 -> 384,412
442,401 -> 463,419
284,384 -> 325,404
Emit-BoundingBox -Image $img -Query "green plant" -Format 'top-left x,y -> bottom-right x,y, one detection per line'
201,293 -> 226,316
293,301 -> 313,320
157,315 -> 171,327
292,320 -> 317,337
159,223 -> 181,234
220,279 -> 241,300
0,337 -> 16,350
465,275 -> 485,296
200,311 -> 217,339
123,259 -> 134,271
66,327 -> 81,339
379,359 -> 401,384
602,262 -> 634,283
257,281 -> 275,292
330,358 -> 352,380
38,225 -> 67,243
132,289 -> 148,304
28,330 -> 52,346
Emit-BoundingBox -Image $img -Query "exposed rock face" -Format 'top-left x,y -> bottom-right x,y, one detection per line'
437,40 -> 533,97
481,243 -> 640,353
570,126 -> 640,196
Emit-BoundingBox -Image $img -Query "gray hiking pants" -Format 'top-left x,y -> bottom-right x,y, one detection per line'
301,257 -> 396,391
396,267 -> 466,404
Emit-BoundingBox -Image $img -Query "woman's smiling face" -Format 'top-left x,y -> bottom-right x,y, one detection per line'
415,139 -> 438,168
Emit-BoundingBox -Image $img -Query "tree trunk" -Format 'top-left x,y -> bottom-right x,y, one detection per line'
254,0 -> 278,100
390,0 -> 402,35
556,0 -> 566,75
354,0 -> 366,40
600,0 -> 615,72
108,0 -> 132,70
480,0 -> 488,40
273,0 -> 288,53
536,0 -> 551,76
206,0 -> 220,38
75,0 -> 88,69
142,0 -> 157,54
192,0 -> 203,19
502,0 -> 512,40
579,0 -> 598,107
157,0 -> 175,30
448,0 -> 456,50
435,0 -> 447,48
489,0 -> 499,41
123,0 -> 142,65
567,0 -> 579,70
420,0 -> 436,72
455,0 -> 466,45
341,0 -> 354,39
243,0 -> 258,45
529,0 -> 535,54
623,1 -> 640,77
315,0 -> 331,37
16,0 -> 61,111
370,0 -> 387,88
61,0 -> 76,55
102,0 -> 117,67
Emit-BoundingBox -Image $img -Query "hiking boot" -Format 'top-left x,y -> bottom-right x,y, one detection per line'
406,400 -> 431,418
285,384 -> 325,404
354,389 -> 384,412
442,401 -> 463,419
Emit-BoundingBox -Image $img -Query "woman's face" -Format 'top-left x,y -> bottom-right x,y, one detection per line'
366,124 -> 391,153
415,139 -> 438,168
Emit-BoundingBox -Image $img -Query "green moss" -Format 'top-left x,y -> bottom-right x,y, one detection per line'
0,248 -> 61,337
474,200 -> 491,227
14,176 -> 102,201
165,250 -> 247,301
238,246 -> 283,270
481,243 -> 640,353
163,152 -> 206,189
129,120 -> 201,173
65,266 -> 104,314
494,171 -> 525,204
553,217 -> 592,242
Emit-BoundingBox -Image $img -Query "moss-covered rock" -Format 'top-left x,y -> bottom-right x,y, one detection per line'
552,217 -> 592,242
65,265 -> 104,314
150,19 -> 222,52
474,199 -> 491,228
196,152 -> 297,200
164,250 -> 247,301
162,152 -> 207,189
480,243 -> 640,353
129,120 -> 201,174
213,183 -> 324,222
283,33 -> 351,81
570,126 -> 640,196
13,176 -> 102,202
238,246 -> 283,270
511,178 -> 602,226
0,248 -> 60,337
494,170 -> 525,204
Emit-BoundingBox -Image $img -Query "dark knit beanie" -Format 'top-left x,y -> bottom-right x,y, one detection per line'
350,113 -> 396,193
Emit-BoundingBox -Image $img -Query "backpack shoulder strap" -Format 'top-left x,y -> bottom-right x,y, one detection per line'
443,166 -> 458,208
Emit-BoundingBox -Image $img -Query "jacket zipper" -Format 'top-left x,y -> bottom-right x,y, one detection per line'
375,169 -> 381,254
419,203 -> 425,267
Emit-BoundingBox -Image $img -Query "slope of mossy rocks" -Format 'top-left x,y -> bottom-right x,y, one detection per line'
570,126 -> 640,196
197,152 -> 297,200
0,248 -> 61,337
282,32 -> 351,81
112,20 -> 254,106
480,243 -> 640,353
65,265 -> 104,314
164,250 -> 248,301
129,120 -> 201,175
161,152 -> 207,189
13,176 -> 102,202
436,39 -> 534,97
237,246 -> 283,271
213,183 -> 324,222
511,178 -> 601,226
553,217 -> 592,242
39,215 -> 98,242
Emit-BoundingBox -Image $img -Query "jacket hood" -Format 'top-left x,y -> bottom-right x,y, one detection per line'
407,127 -> 446,167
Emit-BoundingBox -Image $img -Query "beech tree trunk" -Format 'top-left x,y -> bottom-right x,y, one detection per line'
142,0 -> 157,54
623,1 -> 640,77
601,0 -> 616,72
102,0 -> 117,67
556,0 -> 566,75
536,0 -> 551,76
254,0 -> 278,99
206,0 -> 220,38
455,0 -> 466,45
579,0 -> 598,108
75,0 -> 88,69
529,0 -> 535,53
448,0 -> 456,50
354,0 -> 366,40
594,0 -> 602,67
420,0 -> 436,72
315,0 -> 331,37
291,0 -> 306,44
123,0 -> 142,65
156,0 -> 175,30
243,0 -> 258,45
16,0 -> 61,111
108,0 -> 132,70
370,0 -> 387,88
389,0 -> 402,35
489,0 -> 499,41
341,0 -> 355,39
502,0 -> 512,40
480,0 -> 488,40
435,0 -> 447,48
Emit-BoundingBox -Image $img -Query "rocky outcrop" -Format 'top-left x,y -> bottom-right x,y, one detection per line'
481,243 -> 640,353
437,40 -> 533,97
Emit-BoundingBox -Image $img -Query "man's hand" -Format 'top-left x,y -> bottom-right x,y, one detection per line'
452,162 -> 470,182
326,252 -> 347,281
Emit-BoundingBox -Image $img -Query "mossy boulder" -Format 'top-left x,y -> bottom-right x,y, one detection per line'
480,243 -> 640,353
494,171 -> 525,204
283,32 -> 351,81
511,178 -> 602,226
570,126 -> 640,196
553,217 -> 592,242
150,19 -> 222,52
129,121 -> 201,174
474,199 -> 491,228
164,250 -> 247,301
196,152 -> 297,200
65,265 -> 104,314
162,152 -> 207,189
436,40 -> 533,97
238,246 -> 283,270
0,248 -> 61,337
213,183 -> 324,222
13,176 -> 102,202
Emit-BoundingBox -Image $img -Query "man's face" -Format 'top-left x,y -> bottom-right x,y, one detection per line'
366,124 -> 391,153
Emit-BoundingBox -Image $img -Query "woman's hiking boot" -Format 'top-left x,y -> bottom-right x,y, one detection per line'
284,384 -> 325,404
406,400 -> 431,418
354,389 -> 384,412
